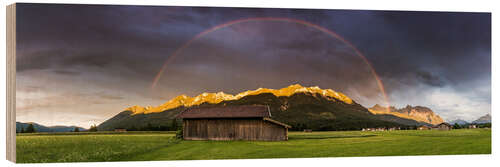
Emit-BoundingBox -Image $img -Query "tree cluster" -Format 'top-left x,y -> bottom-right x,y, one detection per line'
89,124 -> 98,132
18,124 -> 36,133
126,120 -> 179,131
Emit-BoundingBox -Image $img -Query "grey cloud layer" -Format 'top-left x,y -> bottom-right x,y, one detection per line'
16,4 -> 491,126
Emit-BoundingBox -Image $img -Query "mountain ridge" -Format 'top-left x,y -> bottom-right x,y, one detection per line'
16,122 -> 87,132
127,84 -> 353,115
449,119 -> 470,125
472,114 -> 491,124
368,104 -> 444,125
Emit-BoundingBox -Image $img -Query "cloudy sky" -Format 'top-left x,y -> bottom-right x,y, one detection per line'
16,4 -> 491,128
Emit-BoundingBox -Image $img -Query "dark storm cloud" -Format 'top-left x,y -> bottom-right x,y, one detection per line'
332,11 -> 491,93
415,71 -> 445,87
16,4 -> 491,124
17,49 -> 157,77
16,4 -> 203,74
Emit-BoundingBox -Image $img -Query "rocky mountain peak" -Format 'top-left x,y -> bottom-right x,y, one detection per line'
369,104 -> 444,125
126,84 -> 353,115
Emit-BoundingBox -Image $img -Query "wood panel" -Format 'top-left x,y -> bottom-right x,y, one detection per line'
6,3 -> 17,163
183,118 -> 287,141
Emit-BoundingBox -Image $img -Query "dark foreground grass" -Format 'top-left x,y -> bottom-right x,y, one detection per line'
16,129 -> 491,163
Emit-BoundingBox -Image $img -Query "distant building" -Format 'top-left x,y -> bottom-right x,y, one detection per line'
468,124 -> 477,129
388,127 -> 400,131
362,128 -> 386,131
418,125 -> 430,130
303,129 -> 313,133
433,123 -> 452,130
176,105 -> 291,141
114,129 -> 127,132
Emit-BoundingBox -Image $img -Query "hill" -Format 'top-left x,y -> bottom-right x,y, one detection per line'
368,104 -> 444,125
16,122 -> 87,132
99,84 -> 426,131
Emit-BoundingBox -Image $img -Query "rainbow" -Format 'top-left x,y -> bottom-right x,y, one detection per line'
151,17 -> 391,109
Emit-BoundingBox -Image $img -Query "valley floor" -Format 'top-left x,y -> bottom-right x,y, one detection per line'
16,129 -> 491,163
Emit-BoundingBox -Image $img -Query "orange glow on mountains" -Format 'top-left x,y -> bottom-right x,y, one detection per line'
128,84 -> 353,114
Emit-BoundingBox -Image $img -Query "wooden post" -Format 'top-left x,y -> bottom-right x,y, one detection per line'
182,120 -> 186,140
285,127 -> 288,141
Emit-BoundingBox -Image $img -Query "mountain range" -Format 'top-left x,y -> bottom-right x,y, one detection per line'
98,84 -> 435,131
368,104 -> 444,125
126,84 -> 353,115
16,122 -> 87,132
449,119 -> 470,125
448,114 -> 491,125
472,114 -> 491,124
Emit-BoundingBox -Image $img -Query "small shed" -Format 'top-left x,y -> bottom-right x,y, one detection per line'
433,123 -> 452,130
468,124 -> 477,129
418,125 -> 430,130
176,105 -> 291,141
114,129 -> 127,132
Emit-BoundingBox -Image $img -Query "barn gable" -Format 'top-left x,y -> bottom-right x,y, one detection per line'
176,105 -> 272,119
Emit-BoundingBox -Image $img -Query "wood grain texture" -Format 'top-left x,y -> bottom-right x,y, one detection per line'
6,3 -> 17,163
183,118 -> 288,141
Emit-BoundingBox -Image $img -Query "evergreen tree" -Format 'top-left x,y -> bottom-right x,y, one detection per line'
25,124 -> 36,133
453,123 -> 462,129
89,125 -> 98,132
74,127 -> 80,132
20,127 -> 25,133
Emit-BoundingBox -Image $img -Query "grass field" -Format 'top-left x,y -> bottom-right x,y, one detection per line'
16,129 -> 491,163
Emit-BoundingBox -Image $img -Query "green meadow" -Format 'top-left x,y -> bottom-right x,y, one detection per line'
16,129 -> 491,163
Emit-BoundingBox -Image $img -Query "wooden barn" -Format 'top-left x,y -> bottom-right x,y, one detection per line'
433,122 -> 452,130
176,105 -> 291,141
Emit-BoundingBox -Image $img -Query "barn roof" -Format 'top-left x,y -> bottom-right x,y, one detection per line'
432,122 -> 452,128
176,105 -> 272,119
263,117 -> 291,128
436,122 -> 452,126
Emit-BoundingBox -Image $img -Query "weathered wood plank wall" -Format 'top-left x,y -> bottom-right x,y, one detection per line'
183,118 -> 287,141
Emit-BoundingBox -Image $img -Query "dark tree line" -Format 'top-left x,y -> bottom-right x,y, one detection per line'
287,122 -> 413,131
18,124 -> 36,133
125,120 -> 180,131
454,123 -> 491,129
